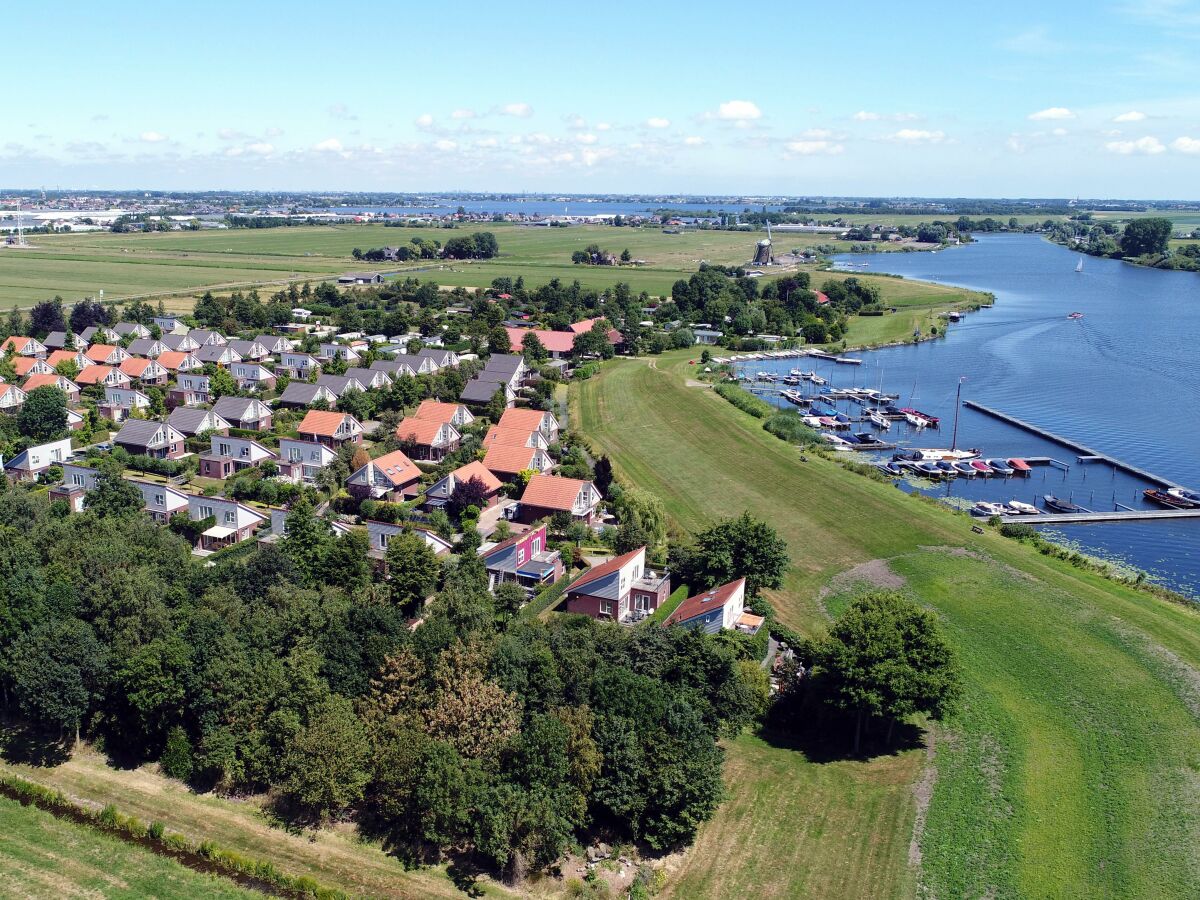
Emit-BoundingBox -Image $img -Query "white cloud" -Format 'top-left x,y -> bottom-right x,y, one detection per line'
502,102 -> 533,118
451,108 -> 476,119
683,135 -> 706,146
217,128 -> 243,141
1029,107 -> 1074,120
1006,134 -> 1026,153
1114,110 -> 1147,122
645,117 -> 671,129
576,133 -> 598,144
327,103 -> 356,120
224,147 -> 244,158
797,128 -> 842,140
434,139 -> 458,151
581,148 -> 615,167
888,129 -> 946,144
716,100 -> 762,121
595,122 -> 612,131
566,114 -> 587,130
264,126 -> 283,138
313,137 -> 344,153
786,140 -> 844,155
999,25 -> 1065,55
139,131 -> 168,143
1105,135 -> 1165,154
415,113 -> 435,130
552,151 -> 575,163
526,132 -> 552,145
1171,136 -> 1200,153
1051,127 -> 1068,136
476,137 -> 499,148
852,111 -> 918,122
246,142 -> 274,155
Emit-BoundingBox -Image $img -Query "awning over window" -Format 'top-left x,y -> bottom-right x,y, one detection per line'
202,525 -> 236,539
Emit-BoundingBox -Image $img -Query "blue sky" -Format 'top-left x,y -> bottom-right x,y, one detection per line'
6,1 -> 1200,196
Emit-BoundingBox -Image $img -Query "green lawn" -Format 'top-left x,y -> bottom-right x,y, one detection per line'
0,746 -> 510,899
573,352 -> 1200,899
0,794 -> 258,899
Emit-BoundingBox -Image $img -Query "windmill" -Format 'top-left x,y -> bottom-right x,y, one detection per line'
752,219 -> 773,266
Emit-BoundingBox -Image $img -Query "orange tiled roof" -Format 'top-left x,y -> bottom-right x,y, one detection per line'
299,409 -> 356,437
22,373 -> 75,392
75,365 -> 114,385
483,425 -> 537,447
84,343 -> 119,363
520,473 -> 591,511
1,336 -> 34,353
505,326 -> 575,355
12,357 -> 45,377
666,578 -> 746,626
46,349 -> 85,368
482,443 -> 541,475
395,416 -> 450,446
156,351 -> 189,370
413,399 -> 464,424
120,357 -> 153,377
499,407 -> 550,431
450,460 -> 502,493
364,449 -> 420,487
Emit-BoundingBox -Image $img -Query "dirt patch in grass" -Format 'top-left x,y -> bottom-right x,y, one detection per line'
819,558 -> 907,602
909,732 -> 938,870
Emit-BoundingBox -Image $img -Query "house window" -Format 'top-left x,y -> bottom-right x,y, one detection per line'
635,594 -> 650,612
240,446 -> 250,458
155,493 -> 165,506
517,548 -> 526,565
71,474 -> 84,486
599,600 -> 613,616
378,532 -> 389,549
198,505 -> 213,519
531,536 -> 540,554
224,510 -> 236,524
218,443 -> 230,456
289,448 -> 302,462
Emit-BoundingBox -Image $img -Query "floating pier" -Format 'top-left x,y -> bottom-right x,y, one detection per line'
962,401 -> 1185,490
998,509 -> 1200,525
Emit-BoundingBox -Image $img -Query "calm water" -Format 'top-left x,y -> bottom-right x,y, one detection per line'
306,200 -> 783,217
743,234 -> 1200,597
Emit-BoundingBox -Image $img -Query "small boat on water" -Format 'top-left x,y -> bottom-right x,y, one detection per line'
911,447 -> 980,461
834,357 -> 863,365
935,460 -> 958,476
868,413 -> 890,429
1144,489 -> 1199,509
985,458 -> 1015,476
789,369 -> 803,377
877,461 -> 905,476
952,461 -> 978,476
818,416 -> 839,428
1167,487 -> 1200,505
1043,495 -> 1086,514
971,502 -> 1008,517
900,407 -> 940,428
915,462 -> 943,477
970,460 -> 994,475
1008,500 -> 1039,515
1075,257 -> 1084,273
1067,311 -> 1084,320
810,374 -> 827,385
1008,458 -> 1032,475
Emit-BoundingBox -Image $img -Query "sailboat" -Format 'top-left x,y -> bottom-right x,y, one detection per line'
1075,257 -> 1083,273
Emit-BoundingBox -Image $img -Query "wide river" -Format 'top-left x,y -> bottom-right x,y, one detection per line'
745,233 -> 1200,597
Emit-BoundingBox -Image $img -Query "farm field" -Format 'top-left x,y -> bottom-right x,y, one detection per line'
573,352 -> 1200,899
0,744 -> 509,899
0,794 -> 258,899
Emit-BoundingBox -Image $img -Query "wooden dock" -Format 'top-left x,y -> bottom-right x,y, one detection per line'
963,401 -> 1186,490
999,509 -> 1200,525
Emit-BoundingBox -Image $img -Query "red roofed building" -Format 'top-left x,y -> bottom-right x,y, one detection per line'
504,326 -> 576,358
346,449 -> 422,501
564,546 -> 671,623
815,290 -> 830,305
395,416 -> 461,462
413,399 -> 475,428
119,356 -> 169,386
483,425 -> 549,450
663,577 -> 761,634
1,336 -> 47,358
84,343 -> 129,365
12,357 -> 53,378
22,373 -> 80,404
298,410 -> 363,448
483,443 -> 553,480
498,407 -> 560,444
519,473 -> 602,524
425,460 -> 503,510
74,365 -> 130,388
46,349 -> 93,371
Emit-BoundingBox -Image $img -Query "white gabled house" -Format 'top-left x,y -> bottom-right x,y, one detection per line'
366,520 -> 454,561
187,494 -> 267,552
277,438 -> 338,484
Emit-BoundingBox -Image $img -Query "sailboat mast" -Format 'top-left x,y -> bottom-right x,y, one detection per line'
951,376 -> 965,450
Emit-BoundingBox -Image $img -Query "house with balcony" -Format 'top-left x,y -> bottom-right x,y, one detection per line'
564,547 -> 671,623
153,315 -> 187,335
425,460 -> 503,511
279,381 -> 337,409
74,365 -> 131,389
161,333 -> 201,353
43,331 -> 85,352
195,344 -> 242,367
414,399 -> 474,428
230,362 -> 277,392
663,578 -> 762,635
278,351 -> 321,378
482,425 -> 549,450
12,357 -> 53,379
499,407 -> 560,445
98,386 -> 152,422
156,351 -> 203,375
50,462 -> 101,512
394,416 -> 461,462
168,406 -> 230,437
344,367 -> 393,390
79,325 -> 120,345
478,523 -> 563,592
254,334 -> 293,356
199,434 -> 277,479
46,349 -> 93,372
482,443 -> 553,481
1,335 -> 48,358
167,372 -> 211,408
114,322 -> 151,340
127,338 -> 169,358
518,474 -> 602,524
4,437 -> 73,482
346,449 -> 422,501
186,494 -> 266,552
317,342 -> 362,364
129,478 -> 190,523
211,396 -> 273,431
227,339 -> 270,362
119,356 -> 169,386
22,373 -> 80,404
0,383 -> 27,412
417,348 -> 460,370
366,520 -> 453,564
278,438 -> 338,484
188,329 -> 227,347
298,410 -> 363,448
114,419 -> 186,459
84,343 -> 129,366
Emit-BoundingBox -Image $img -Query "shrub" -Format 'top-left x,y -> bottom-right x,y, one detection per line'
160,725 -> 193,780
999,522 -> 1038,541
713,382 -> 774,418
763,411 -> 820,446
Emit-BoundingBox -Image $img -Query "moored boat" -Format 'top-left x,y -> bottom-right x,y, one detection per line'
1007,500 -> 1039,515
1166,487 -> 1200,505
1144,489 -> 1199,509
971,501 -> 1008,517
1008,458 -> 1032,475
952,461 -> 978,476
1043,495 -> 1085,514
970,460 -> 994,475
985,458 -> 1015,476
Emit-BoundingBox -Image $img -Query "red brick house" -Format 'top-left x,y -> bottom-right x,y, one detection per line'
478,523 -> 563,592
564,546 -> 671,623
664,578 -> 762,635
519,474 -> 602,524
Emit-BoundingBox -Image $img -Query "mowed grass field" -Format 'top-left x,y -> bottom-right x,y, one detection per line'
0,794 -> 258,898
573,352 -> 1200,899
0,746 -> 510,899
